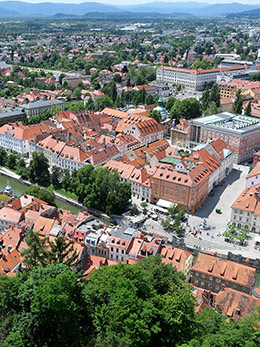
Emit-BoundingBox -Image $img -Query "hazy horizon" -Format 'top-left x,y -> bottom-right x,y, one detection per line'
1,0 -> 260,5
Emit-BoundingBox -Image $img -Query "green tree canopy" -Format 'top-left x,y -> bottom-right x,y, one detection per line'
26,186 -> 56,206
233,89 -> 243,114
245,101 -> 252,117
28,152 -> 50,186
149,109 -> 162,123
0,147 -> 7,166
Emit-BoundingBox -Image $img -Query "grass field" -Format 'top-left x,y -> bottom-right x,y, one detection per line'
0,193 -> 11,202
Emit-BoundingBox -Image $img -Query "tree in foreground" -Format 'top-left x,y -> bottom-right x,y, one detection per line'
21,229 -> 49,269
0,258 -> 259,346
22,230 -> 79,270
48,236 -> 79,268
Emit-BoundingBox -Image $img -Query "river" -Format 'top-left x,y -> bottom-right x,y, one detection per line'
0,174 -> 82,214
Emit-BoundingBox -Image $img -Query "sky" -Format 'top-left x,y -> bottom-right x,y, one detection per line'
1,0 -> 260,4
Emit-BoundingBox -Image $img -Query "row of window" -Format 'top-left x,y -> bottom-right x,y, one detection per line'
110,247 -> 124,254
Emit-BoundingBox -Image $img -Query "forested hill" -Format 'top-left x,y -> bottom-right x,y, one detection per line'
227,8 -> 260,19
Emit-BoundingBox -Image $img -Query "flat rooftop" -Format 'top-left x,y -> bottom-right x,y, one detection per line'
191,112 -> 260,134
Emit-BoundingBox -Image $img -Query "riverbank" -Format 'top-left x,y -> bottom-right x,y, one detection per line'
0,168 -> 84,214
0,167 -> 119,222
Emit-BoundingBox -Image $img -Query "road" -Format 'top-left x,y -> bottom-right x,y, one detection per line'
18,65 -> 80,79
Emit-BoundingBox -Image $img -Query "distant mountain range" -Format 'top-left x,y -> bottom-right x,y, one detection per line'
0,1 -> 259,18
227,8 -> 260,19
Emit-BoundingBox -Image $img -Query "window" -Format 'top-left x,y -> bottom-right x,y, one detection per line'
116,248 -> 119,253
215,278 -> 221,283
215,285 -> 220,291
208,283 -> 212,289
209,276 -> 213,281
195,272 -> 199,277
122,250 -> 124,254
200,281 -> 205,287
201,274 -> 206,279
194,279 -> 199,284
111,247 -> 113,252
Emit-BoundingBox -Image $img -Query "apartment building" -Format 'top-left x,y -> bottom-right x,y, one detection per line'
246,163 -> 260,189
184,147 -> 221,193
0,207 -> 24,231
30,135 -> 89,172
190,138 -> 236,184
0,109 -> 26,125
122,117 -> 164,145
152,162 -> 210,213
156,65 -> 251,91
133,84 -> 157,96
230,184 -> 260,233
253,150 -> 260,167
0,121 -> 51,156
21,99 -> 64,118
188,112 -> 260,163
217,79 -> 260,99
190,253 -> 256,294
161,244 -> 193,280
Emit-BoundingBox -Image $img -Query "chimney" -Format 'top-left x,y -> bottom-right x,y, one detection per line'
245,258 -> 250,266
214,251 -> 218,257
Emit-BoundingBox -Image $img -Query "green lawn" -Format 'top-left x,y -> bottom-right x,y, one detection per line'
0,193 -> 11,202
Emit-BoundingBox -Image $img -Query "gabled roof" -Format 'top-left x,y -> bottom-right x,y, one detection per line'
231,184 -> 260,215
215,288 -> 260,320
0,122 -> 52,141
247,162 -> 260,179
33,216 -> 58,237
0,249 -> 20,273
161,245 -> 191,272
192,253 -> 256,289
0,207 -> 23,224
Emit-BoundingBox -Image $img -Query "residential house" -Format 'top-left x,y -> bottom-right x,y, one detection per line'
122,117 -> 164,145
246,163 -> 260,188
160,244 -> 193,279
214,287 -> 260,320
230,184 -> 260,233
190,253 -> 256,294
0,207 -> 24,231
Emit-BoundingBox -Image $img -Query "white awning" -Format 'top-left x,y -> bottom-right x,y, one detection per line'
156,199 -> 172,209
254,235 -> 260,243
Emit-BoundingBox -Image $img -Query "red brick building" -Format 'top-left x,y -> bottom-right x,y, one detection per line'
189,112 -> 260,163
